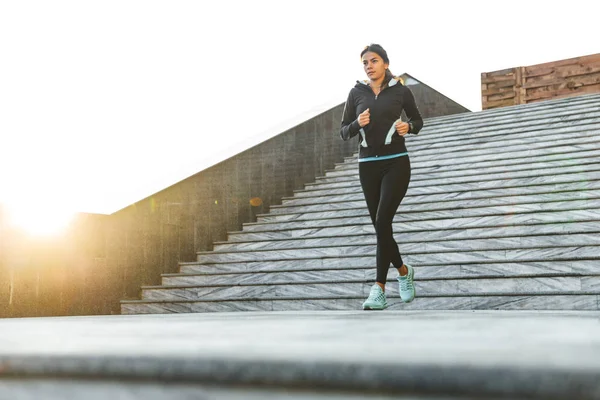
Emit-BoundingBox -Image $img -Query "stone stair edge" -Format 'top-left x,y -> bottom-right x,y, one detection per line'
387,116 -> 600,149
361,100 -> 600,138
220,221 -> 600,246
162,265 -> 598,279
384,115 -> 600,145
338,136 -> 600,167
121,290 -> 600,304
249,205 -> 600,230
204,238 -> 600,256
177,254 -> 600,268
311,157 -> 600,186
293,165 -> 600,195
219,230 -> 600,249
274,178 -> 600,208
338,149 -> 600,176
254,198 -> 600,220
176,264 -> 600,284
342,120 -> 600,154
259,191 -> 600,219
334,131 -> 600,170
188,253 -> 600,267
284,176 -> 600,200
333,143 -> 600,176
143,272 -> 600,291
325,149 -> 600,178
194,242 -> 600,259
423,93 -> 600,125
424,94 -> 600,126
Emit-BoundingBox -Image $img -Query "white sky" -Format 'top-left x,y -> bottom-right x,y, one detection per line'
1,0 -> 599,218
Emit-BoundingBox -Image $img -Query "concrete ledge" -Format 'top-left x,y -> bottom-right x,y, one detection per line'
2,311 -> 600,399
0,378 -> 419,400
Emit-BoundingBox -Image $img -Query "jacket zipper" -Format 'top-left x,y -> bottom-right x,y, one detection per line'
374,84 -> 389,100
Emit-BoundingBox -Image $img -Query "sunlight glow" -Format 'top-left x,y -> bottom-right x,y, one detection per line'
5,202 -> 75,236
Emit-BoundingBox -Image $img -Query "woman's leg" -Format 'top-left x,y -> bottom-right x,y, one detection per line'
359,160 -> 382,226
359,160 -> 383,282
360,161 -> 390,310
374,156 -> 411,284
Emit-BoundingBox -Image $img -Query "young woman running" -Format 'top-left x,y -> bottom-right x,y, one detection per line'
340,44 -> 424,310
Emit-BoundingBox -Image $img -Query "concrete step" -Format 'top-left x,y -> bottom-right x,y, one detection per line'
278,174 -> 600,208
336,133 -> 600,170
189,246 -> 600,275
196,234 -> 600,264
401,120 -> 600,159
255,197 -> 600,233
321,147 -> 600,183
419,93 -> 600,132
217,219 -> 600,251
121,292 -> 600,314
257,193 -> 600,224
266,187 -> 600,217
163,260 -> 600,286
328,146 -> 600,185
408,116 -> 600,150
15,308 -> 600,399
141,274 -> 600,302
180,254 -> 600,276
425,92 -> 600,122
308,154 -> 600,190
293,163 -> 600,198
375,114 -> 600,153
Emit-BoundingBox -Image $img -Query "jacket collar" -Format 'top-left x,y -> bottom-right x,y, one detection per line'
355,76 -> 404,88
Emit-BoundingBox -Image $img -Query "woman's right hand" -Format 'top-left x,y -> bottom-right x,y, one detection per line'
358,108 -> 370,127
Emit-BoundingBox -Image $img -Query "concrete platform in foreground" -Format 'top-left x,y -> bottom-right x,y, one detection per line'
0,310 -> 599,399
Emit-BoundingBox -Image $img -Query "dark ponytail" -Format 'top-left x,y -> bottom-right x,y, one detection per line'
382,68 -> 395,88
361,43 -> 396,88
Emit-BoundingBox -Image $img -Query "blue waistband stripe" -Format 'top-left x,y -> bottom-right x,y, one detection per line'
358,152 -> 408,163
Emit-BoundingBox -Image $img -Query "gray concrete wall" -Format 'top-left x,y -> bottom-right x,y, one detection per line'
109,105 -> 354,307
0,81 -> 471,317
401,74 -> 471,118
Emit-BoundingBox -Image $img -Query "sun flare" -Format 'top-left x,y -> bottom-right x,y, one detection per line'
5,203 -> 76,236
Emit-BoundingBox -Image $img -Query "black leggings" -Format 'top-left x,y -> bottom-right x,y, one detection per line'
359,155 -> 411,284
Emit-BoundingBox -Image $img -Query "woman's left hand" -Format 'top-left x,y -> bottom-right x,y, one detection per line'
395,120 -> 409,136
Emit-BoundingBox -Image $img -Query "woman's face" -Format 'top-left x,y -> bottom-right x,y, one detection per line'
362,51 -> 388,81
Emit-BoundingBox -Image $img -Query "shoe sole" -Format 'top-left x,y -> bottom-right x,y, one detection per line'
400,266 -> 416,303
363,300 -> 388,310
363,305 -> 387,310
403,288 -> 416,303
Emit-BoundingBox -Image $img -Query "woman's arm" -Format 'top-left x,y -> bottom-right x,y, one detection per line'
403,87 -> 423,134
340,90 -> 362,141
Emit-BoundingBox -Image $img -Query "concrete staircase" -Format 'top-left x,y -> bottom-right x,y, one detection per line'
121,93 -> 600,314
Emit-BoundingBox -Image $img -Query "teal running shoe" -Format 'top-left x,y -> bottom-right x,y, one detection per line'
398,264 -> 416,303
363,284 -> 388,310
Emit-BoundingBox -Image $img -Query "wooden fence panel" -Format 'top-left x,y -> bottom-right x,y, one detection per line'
481,68 -> 518,109
481,53 -> 600,109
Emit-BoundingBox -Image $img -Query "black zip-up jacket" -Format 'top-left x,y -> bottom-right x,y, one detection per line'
340,77 -> 423,159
